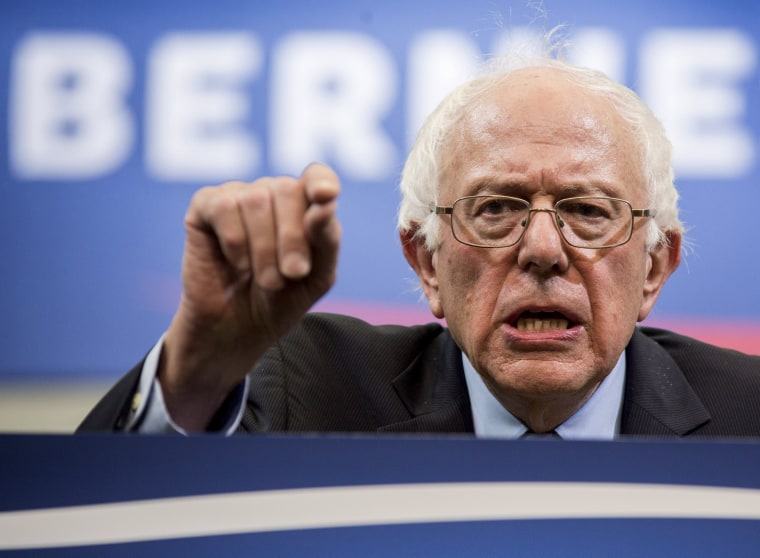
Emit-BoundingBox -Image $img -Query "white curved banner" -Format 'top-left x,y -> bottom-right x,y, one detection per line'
2,481 -> 760,550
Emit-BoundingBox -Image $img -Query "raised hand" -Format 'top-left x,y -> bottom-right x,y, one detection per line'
158,163 -> 341,430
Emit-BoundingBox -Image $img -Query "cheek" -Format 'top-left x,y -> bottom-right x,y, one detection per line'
437,247 -> 506,328
444,252 -> 482,287
587,255 -> 647,331
438,251 -> 478,310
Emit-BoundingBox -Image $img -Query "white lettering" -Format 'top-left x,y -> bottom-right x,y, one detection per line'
146,33 -> 262,182
406,26 -> 626,147
640,29 -> 756,178
10,33 -> 133,180
270,32 -> 397,180
406,31 -> 480,146
570,28 -> 626,83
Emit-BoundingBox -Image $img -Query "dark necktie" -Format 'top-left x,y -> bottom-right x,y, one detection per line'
521,430 -> 562,439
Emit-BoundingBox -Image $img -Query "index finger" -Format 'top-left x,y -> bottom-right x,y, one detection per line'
301,163 -> 340,205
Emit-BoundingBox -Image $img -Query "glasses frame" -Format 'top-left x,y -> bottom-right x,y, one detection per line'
434,195 -> 657,249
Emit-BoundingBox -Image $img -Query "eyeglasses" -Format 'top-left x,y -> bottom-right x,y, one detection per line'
434,195 -> 656,249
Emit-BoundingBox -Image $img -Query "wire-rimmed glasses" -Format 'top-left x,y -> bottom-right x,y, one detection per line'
434,195 -> 656,249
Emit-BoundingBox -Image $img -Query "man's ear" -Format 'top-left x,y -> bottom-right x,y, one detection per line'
638,231 -> 682,321
400,227 -> 444,319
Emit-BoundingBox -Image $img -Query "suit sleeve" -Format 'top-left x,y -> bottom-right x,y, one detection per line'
76,363 -> 143,432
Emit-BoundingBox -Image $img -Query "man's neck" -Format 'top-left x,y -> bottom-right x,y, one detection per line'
462,352 -> 626,440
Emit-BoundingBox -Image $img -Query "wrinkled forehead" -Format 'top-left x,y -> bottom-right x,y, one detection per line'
438,68 -> 644,193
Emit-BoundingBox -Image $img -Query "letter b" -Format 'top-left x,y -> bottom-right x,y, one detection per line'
10,33 -> 134,180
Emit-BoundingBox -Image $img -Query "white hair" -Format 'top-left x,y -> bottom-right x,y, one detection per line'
397,54 -> 684,252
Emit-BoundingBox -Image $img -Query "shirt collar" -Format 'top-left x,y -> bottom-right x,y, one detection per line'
462,351 -> 626,440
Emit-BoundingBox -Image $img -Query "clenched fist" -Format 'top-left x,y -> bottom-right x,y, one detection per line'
158,163 -> 341,430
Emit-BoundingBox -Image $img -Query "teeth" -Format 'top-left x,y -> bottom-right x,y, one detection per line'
516,318 -> 569,332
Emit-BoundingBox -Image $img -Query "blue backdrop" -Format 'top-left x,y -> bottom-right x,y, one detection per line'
2,0 -> 759,381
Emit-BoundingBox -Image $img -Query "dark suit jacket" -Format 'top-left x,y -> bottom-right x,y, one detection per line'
78,313 -> 760,437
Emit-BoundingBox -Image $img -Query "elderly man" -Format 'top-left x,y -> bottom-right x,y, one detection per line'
79,57 -> 760,438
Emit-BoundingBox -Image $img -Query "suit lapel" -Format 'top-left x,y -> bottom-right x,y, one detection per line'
621,328 -> 711,436
377,325 -> 712,437
379,330 -> 474,434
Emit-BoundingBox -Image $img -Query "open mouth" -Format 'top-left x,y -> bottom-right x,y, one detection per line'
514,311 -> 575,333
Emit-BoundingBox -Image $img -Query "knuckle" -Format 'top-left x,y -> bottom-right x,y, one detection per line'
273,177 -> 301,195
186,186 -> 221,227
221,228 -> 248,255
188,185 -> 216,211
206,193 -> 237,218
237,184 -> 272,212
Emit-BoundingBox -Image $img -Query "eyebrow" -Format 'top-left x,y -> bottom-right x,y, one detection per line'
464,181 -> 620,198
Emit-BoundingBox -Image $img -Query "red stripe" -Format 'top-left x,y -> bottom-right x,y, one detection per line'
646,317 -> 760,356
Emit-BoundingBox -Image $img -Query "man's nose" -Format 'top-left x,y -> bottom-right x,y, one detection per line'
516,208 -> 570,273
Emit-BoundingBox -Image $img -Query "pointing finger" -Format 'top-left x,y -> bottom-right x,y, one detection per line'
301,163 -> 341,205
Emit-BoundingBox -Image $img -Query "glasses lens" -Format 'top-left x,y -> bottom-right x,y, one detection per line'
453,196 -> 529,247
556,197 -> 633,248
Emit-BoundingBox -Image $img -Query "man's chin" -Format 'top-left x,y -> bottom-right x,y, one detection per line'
484,362 -> 603,403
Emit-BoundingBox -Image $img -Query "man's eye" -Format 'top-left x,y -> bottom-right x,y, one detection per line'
562,201 -> 610,219
482,201 -> 506,214
475,199 -> 522,216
